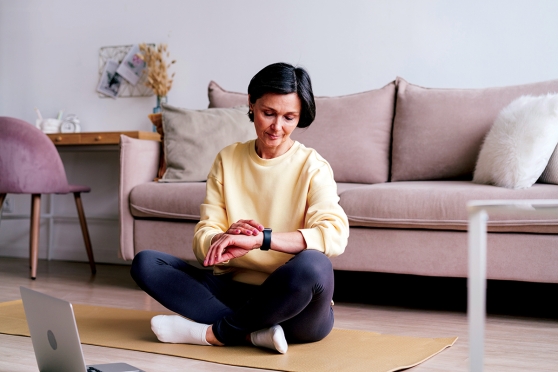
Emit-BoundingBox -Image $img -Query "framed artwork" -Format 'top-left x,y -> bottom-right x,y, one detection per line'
97,44 -> 155,98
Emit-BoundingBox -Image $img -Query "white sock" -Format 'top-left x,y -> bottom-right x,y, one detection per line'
250,325 -> 288,354
151,315 -> 211,345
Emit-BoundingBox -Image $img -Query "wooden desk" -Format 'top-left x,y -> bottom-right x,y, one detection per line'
47,131 -> 160,146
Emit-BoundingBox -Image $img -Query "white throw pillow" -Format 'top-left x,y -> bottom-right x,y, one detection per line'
473,94 -> 558,189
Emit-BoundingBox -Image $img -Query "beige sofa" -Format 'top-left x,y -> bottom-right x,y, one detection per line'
119,78 -> 558,284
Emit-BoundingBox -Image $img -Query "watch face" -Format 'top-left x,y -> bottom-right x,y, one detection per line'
60,121 -> 75,133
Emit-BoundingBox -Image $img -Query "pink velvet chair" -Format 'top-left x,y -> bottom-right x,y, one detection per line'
0,117 -> 96,279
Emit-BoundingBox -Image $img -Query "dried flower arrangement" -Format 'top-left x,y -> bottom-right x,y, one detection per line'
138,43 -> 176,97
138,43 -> 175,181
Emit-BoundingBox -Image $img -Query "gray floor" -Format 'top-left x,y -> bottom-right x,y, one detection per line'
0,257 -> 557,372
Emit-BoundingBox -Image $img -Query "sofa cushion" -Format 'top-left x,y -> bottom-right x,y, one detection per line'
336,182 -> 369,195
130,182 -> 207,220
339,180 -> 558,233
473,94 -> 558,189
208,81 -> 248,108
540,147 -> 558,185
295,83 -> 396,184
208,80 -> 396,184
391,78 -> 558,182
130,182 -> 366,221
160,103 -> 254,182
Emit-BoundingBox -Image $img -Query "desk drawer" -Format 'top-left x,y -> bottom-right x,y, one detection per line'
80,133 -> 121,145
49,134 -> 80,145
48,131 -> 157,147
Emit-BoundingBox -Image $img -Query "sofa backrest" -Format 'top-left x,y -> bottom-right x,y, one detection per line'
208,81 -> 248,108
207,81 -> 395,184
391,78 -> 558,182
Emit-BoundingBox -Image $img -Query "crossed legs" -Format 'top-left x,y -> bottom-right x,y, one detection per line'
130,249 -> 334,352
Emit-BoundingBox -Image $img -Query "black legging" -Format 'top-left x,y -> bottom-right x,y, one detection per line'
130,249 -> 334,345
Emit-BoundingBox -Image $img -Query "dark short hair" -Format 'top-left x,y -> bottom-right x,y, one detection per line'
247,62 -> 316,128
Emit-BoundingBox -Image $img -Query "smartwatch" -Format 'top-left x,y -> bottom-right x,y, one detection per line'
261,228 -> 272,251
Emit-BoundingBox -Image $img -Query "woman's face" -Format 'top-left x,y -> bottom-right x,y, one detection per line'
250,92 -> 301,156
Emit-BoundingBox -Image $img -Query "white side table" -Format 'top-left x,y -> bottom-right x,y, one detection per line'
467,199 -> 558,372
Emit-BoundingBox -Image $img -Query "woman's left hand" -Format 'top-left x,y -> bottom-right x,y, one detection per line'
204,233 -> 262,267
226,219 -> 264,236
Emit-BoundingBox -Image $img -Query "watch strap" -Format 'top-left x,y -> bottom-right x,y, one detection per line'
261,228 -> 272,251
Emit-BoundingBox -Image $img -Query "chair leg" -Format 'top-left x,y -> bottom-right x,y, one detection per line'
0,193 -> 6,236
29,194 -> 41,280
0,193 -> 6,211
73,192 -> 96,275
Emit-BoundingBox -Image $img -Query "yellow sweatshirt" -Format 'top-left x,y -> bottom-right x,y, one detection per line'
193,140 -> 349,285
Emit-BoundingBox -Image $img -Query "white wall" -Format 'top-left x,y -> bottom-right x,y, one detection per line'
1,0 -> 558,264
2,0 -> 558,130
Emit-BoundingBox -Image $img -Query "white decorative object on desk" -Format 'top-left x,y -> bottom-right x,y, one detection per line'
37,118 -> 62,134
60,114 -> 81,133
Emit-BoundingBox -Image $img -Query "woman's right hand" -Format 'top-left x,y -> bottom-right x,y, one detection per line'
204,233 -> 262,266
226,219 -> 264,236
203,220 -> 264,266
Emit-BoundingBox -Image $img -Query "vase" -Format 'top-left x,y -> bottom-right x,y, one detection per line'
152,96 -> 167,132
153,95 -> 168,114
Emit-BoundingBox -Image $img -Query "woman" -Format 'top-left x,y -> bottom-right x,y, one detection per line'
131,62 -> 349,353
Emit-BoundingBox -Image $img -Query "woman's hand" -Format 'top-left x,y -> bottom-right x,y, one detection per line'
225,219 -> 264,236
204,233 -> 263,267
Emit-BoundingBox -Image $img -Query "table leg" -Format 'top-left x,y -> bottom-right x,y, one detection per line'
468,209 -> 488,372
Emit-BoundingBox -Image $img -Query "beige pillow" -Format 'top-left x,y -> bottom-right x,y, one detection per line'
207,80 -> 396,184
391,78 -> 558,182
160,103 -> 254,182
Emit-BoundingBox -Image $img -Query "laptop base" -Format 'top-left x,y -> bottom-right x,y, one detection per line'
87,362 -> 144,372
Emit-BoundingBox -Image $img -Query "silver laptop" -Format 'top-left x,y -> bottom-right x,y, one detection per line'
20,286 -> 144,372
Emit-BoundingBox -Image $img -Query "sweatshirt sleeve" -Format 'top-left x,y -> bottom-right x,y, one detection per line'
298,159 -> 349,257
192,156 -> 228,265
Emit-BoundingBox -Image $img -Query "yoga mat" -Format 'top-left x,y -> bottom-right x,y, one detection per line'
0,300 -> 457,372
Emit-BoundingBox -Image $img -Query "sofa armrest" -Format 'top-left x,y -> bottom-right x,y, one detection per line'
119,135 -> 161,260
